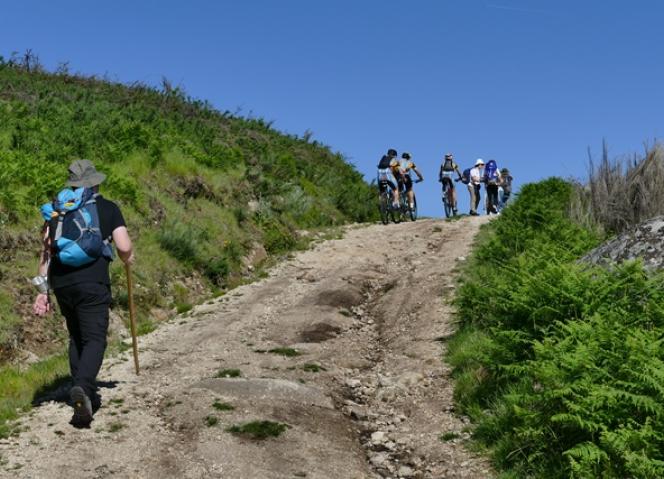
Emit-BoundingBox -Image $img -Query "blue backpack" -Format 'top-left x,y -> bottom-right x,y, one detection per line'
40,188 -> 113,267
484,160 -> 499,185
461,168 -> 472,185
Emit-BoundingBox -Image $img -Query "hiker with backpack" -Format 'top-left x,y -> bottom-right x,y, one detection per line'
483,159 -> 502,214
32,160 -> 135,427
465,159 -> 484,216
498,167 -> 513,209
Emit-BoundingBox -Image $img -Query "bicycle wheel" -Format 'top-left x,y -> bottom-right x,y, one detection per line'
393,199 -> 403,223
379,192 -> 389,225
443,188 -> 452,218
409,196 -> 418,221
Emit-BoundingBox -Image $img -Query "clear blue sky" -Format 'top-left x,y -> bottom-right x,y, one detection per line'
2,0 -> 663,217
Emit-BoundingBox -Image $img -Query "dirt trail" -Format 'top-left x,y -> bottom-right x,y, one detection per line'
0,217 -> 492,479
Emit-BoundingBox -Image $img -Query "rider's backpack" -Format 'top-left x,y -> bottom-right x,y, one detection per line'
40,188 -> 113,267
484,160 -> 499,185
377,155 -> 392,169
442,158 -> 455,171
460,168 -> 472,185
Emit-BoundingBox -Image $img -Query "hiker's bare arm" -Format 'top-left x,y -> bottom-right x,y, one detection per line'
414,168 -> 424,181
38,224 -> 50,277
113,226 -> 135,265
33,224 -> 51,316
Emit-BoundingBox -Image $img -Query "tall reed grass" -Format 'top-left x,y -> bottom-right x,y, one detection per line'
570,142 -> 664,234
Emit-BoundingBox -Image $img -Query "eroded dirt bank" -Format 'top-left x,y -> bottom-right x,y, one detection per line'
0,217 -> 492,479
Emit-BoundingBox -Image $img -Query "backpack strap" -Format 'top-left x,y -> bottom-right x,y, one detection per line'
89,194 -> 113,245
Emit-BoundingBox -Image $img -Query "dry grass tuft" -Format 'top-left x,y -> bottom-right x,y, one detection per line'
570,142 -> 664,234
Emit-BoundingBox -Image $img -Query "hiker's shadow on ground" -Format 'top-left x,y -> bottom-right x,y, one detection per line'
31,377 -> 120,411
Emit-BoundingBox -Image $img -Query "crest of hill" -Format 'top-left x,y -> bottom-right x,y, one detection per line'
0,60 -> 377,361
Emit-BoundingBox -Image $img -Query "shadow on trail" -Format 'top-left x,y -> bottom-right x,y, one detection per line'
32,377 -> 120,411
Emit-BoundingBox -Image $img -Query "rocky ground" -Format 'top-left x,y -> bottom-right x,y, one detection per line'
0,217 -> 492,479
582,215 -> 664,270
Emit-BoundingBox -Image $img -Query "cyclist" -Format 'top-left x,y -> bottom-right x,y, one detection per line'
438,153 -> 462,215
377,148 -> 400,207
398,152 -> 424,210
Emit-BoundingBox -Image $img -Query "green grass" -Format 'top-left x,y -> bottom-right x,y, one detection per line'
212,400 -> 234,411
204,415 -> 219,427
215,368 -> 242,378
0,354 -> 68,439
267,347 -> 301,357
302,363 -> 326,373
227,420 -> 289,439
175,303 -> 193,314
108,422 -> 124,433
440,432 -> 460,442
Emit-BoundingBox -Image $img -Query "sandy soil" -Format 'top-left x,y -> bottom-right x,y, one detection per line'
0,217 -> 492,479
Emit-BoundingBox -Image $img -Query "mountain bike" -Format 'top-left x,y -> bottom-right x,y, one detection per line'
400,179 -> 421,222
378,182 -> 399,224
441,178 -> 457,218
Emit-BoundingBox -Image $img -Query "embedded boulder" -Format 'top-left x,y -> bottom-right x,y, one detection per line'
582,216 -> 664,270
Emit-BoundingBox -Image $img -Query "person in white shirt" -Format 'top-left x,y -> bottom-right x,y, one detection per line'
468,158 -> 484,216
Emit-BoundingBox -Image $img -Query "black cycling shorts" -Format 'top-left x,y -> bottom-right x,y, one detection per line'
401,175 -> 413,192
379,180 -> 396,193
441,176 -> 455,191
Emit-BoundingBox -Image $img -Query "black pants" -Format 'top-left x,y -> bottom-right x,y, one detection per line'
54,283 -> 112,397
486,184 -> 499,213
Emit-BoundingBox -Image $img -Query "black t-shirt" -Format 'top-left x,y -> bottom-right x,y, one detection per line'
49,196 -> 126,289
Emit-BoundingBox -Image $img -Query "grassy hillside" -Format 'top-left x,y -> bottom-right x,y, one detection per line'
0,59 -> 377,362
450,179 -> 664,478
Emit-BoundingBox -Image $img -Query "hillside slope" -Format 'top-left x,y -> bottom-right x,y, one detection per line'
0,61 -> 377,361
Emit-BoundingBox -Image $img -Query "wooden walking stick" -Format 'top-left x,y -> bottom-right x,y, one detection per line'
125,264 -> 140,375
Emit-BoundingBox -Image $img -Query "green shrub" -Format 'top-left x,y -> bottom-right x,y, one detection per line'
203,256 -> 230,284
261,220 -> 297,254
450,177 -> 664,478
157,223 -> 199,264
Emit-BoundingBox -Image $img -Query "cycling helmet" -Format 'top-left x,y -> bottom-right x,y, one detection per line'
402,152 -> 411,159
387,148 -> 397,157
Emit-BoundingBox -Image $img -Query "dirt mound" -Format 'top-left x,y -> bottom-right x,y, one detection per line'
583,216 -> 664,270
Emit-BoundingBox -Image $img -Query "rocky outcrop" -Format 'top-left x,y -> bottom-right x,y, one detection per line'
582,216 -> 664,270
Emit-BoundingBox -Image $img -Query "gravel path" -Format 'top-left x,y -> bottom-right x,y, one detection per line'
0,217 -> 492,479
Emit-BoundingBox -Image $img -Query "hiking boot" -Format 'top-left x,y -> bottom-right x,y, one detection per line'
453,209 -> 458,216
70,386 -> 93,426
